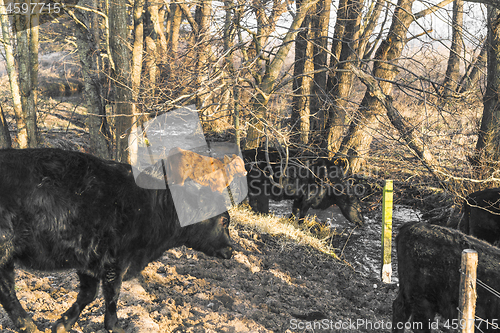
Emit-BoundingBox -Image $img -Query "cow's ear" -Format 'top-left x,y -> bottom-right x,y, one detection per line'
224,155 -> 230,164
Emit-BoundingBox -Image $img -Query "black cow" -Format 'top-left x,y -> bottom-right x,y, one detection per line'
393,222 -> 500,333
0,148 -> 233,333
458,188 -> 500,244
243,148 -> 364,226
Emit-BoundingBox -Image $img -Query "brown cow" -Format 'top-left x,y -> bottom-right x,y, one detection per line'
167,147 -> 247,193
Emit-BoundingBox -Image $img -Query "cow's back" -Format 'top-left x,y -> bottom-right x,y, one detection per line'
394,222 -> 500,332
459,188 -> 500,244
0,148 -> 161,273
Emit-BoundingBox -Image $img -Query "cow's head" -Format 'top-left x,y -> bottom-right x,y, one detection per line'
184,211 -> 233,259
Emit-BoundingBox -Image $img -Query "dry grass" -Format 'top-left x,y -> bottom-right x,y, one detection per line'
229,204 -> 340,259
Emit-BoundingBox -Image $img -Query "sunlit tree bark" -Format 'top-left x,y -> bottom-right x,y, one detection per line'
14,12 -> 38,147
324,0 -> 363,154
110,0 -> 133,162
310,0 -> 332,135
0,0 -> 26,148
475,5 -> 500,164
74,5 -> 110,158
442,0 -> 464,96
129,0 -> 145,165
291,0 -> 314,144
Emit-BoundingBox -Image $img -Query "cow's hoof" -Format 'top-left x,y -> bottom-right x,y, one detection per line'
52,322 -> 67,333
16,317 -> 42,333
111,326 -> 126,333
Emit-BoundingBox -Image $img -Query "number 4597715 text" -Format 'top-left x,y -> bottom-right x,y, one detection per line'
5,2 -> 61,15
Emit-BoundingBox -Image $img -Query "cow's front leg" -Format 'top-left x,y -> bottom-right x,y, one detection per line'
291,197 -> 310,222
53,272 -> 99,333
102,266 -> 125,333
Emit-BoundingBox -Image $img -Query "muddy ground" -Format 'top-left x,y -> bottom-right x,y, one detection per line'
0,201 -> 430,333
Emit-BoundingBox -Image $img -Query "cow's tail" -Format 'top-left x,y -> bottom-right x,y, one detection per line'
457,198 -> 471,234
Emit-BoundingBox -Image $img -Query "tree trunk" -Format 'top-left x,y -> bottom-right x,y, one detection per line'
245,0 -> 319,149
0,105 -> 11,148
222,0 -> 235,135
442,0 -> 464,97
167,3 -> 182,60
329,0 -> 348,71
324,0 -> 363,154
129,0 -> 145,166
474,6 -> 500,164
28,13 -> 39,147
74,4 -> 110,158
0,0 -> 26,148
110,0 -> 133,163
144,1 -> 159,90
459,39 -> 487,93
358,0 -> 385,59
291,0 -> 314,145
310,0 -> 332,136
337,0 -> 416,172
14,13 -> 38,147
195,0 -> 212,112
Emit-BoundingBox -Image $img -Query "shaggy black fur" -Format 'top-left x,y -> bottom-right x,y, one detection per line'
0,148 -> 232,333
393,222 -> 500,332
458,188 -> 500,244
242,148 -> 364,226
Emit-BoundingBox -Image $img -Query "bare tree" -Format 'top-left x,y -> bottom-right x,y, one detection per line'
309,0 -> 332,136
245,0 -> 319,149
195,0 -> 213,112
324,0 -> 364,153
474,5 -> 500,165
0,0 -> 26,148
129,0 -> 146,165
110,0 -> 133,162
459,39 -> 487,93
70,0 -> 110,158
167,1 -> 183,61
291,0 -> 314,144
442,0 -> 464,96
335,0 -> 454,172
14,13 -> 39,147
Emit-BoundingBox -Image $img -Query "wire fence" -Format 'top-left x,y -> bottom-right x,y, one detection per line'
458,268 -> 500,332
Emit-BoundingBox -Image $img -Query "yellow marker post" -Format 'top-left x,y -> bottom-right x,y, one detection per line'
381,180 -> 393,283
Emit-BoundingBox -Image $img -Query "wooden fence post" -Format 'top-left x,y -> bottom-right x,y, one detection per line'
381,180 -> 393,283
459,249 -> 478,333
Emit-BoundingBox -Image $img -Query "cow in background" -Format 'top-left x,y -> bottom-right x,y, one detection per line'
243,147 -> 364,226
0,148 -> 233,333
393,222 -> 500,332
458,188 -> 500,244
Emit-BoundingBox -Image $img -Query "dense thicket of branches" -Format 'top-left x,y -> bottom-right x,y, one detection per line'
0,0 -> 498,191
